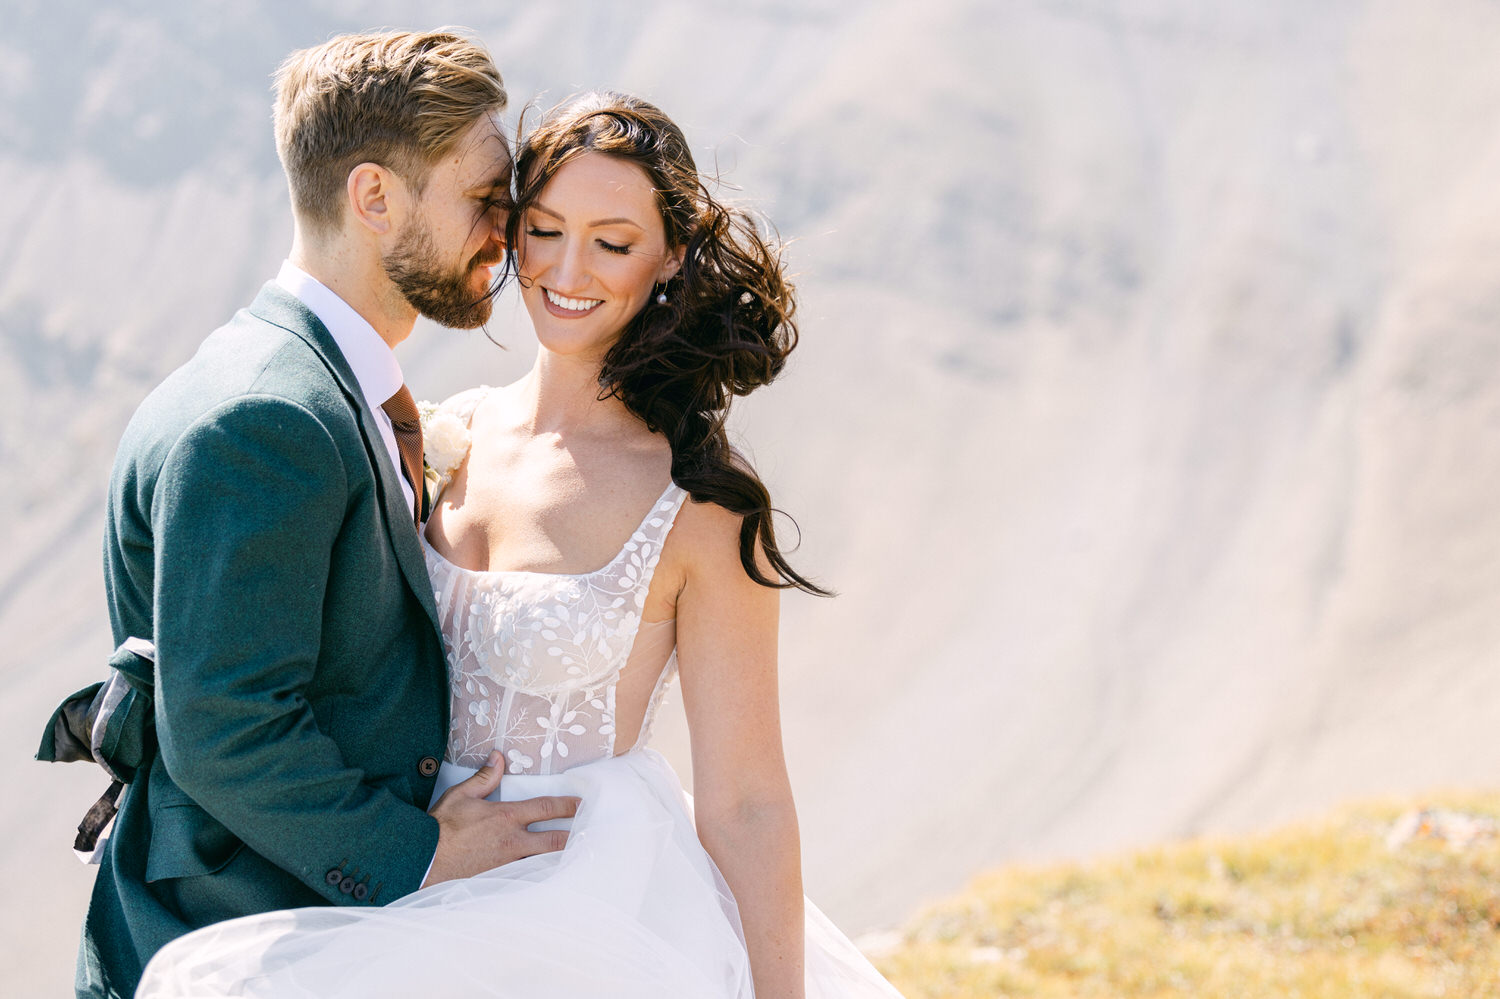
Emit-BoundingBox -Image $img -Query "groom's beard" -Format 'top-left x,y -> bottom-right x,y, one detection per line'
384,219 -> 500,329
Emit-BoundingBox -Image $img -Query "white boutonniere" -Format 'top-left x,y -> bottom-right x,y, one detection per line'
417,400 -> 471,492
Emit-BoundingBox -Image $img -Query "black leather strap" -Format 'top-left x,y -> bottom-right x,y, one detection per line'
74,779 -> 124,853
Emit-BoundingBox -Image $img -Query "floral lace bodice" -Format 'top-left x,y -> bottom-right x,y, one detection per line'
420,391 -> 687,774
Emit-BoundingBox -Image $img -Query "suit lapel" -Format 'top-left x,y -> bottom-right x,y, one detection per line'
244,283 -> 441,634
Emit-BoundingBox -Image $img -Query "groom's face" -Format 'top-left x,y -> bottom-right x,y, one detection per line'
384,116 -> 510,329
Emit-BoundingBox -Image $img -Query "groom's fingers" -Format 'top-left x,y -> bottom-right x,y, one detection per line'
451,750 -> 504,798
511,794 -> 581,824
527,828 -> 570,854
494,796 -> 577,857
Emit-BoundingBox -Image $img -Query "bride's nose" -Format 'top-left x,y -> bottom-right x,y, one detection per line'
549,237 -> 590,293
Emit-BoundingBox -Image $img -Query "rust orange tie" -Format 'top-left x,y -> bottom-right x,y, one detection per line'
381,385 -> 424,525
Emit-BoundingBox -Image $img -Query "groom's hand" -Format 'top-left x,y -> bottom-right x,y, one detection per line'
422,751 -> 580,887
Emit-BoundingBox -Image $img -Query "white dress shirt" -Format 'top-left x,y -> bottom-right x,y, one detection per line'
275,260 -> 417,514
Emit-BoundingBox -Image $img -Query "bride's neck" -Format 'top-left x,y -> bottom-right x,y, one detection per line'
515,348 -> 637,437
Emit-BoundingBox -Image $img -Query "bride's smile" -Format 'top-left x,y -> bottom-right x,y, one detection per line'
517,150 -> 683,361
542,288 -> 604,313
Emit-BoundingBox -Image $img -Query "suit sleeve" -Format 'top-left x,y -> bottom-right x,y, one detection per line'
150,392 -> 439,904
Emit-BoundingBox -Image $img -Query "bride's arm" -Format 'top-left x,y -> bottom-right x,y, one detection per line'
674,500 -> 805,999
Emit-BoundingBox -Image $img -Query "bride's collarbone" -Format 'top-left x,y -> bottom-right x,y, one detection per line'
466,423 -> 667,492
439,471 -> 678,577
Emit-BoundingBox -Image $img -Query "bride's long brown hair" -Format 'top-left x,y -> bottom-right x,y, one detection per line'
508,92 -> 829,596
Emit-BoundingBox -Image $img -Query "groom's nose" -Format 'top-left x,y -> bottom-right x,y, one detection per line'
490,202 -> 508,244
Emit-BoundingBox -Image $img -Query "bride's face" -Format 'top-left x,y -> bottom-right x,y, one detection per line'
517,151 -> 683,362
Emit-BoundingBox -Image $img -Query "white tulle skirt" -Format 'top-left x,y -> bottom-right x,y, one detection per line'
136,750 -> 902,997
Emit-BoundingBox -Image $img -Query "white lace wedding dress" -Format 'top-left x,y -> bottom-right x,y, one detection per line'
135,399 -> 902,998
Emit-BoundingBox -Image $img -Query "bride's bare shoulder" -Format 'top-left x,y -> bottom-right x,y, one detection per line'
433,384 -> 498,425
670,495 -> 737,544
666,497 -> 774,589
445,379 -> 531,429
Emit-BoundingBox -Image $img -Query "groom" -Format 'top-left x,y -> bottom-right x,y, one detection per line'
74,30 -> 576,998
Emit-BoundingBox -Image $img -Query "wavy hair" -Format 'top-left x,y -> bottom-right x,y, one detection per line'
274,29 -> 507,232
509,92 -> 829,596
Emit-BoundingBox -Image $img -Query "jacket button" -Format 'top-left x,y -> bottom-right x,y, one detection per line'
339,876 -> 356,894
352,882 -> 370,902
325,869 -> 343,886
418,756 -> 440,777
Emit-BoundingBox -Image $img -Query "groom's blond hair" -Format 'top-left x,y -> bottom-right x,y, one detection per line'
273,29 -> 507,232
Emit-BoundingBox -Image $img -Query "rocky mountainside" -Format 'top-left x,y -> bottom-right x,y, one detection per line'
7,0 -> 1500,992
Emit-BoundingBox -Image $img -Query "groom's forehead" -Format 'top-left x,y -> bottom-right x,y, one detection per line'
448,117 -> 512,184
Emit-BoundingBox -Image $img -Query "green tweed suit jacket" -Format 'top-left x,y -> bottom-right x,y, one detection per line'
77,283 -> 450,998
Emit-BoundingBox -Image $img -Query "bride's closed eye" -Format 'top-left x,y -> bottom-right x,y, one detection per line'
597,239 -> 631,255
526,226 -> 561,239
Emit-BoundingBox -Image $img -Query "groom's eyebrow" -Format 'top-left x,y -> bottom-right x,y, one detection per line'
466,178 -> 510,203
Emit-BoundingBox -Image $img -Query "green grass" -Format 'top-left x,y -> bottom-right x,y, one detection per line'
871,792 -> 1500,998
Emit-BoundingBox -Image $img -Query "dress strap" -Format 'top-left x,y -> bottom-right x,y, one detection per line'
442,385 -> 491,427
623,483 -> 689,600
640,483 -> 689,545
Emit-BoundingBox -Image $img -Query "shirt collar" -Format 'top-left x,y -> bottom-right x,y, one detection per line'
275,260 -> 404,409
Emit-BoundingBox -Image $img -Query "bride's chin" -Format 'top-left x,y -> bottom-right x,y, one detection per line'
532,328 -> 626,364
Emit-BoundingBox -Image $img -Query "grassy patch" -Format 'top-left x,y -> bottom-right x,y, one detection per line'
872,792 -> 1500,998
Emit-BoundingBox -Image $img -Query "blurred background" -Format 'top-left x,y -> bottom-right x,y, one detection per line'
6,0 -> 1500,993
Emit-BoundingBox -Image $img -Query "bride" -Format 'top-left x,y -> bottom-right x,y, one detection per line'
137,92 -> 901,998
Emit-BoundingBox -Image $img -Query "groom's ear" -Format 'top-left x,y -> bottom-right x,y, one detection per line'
347,162 -> 400,236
